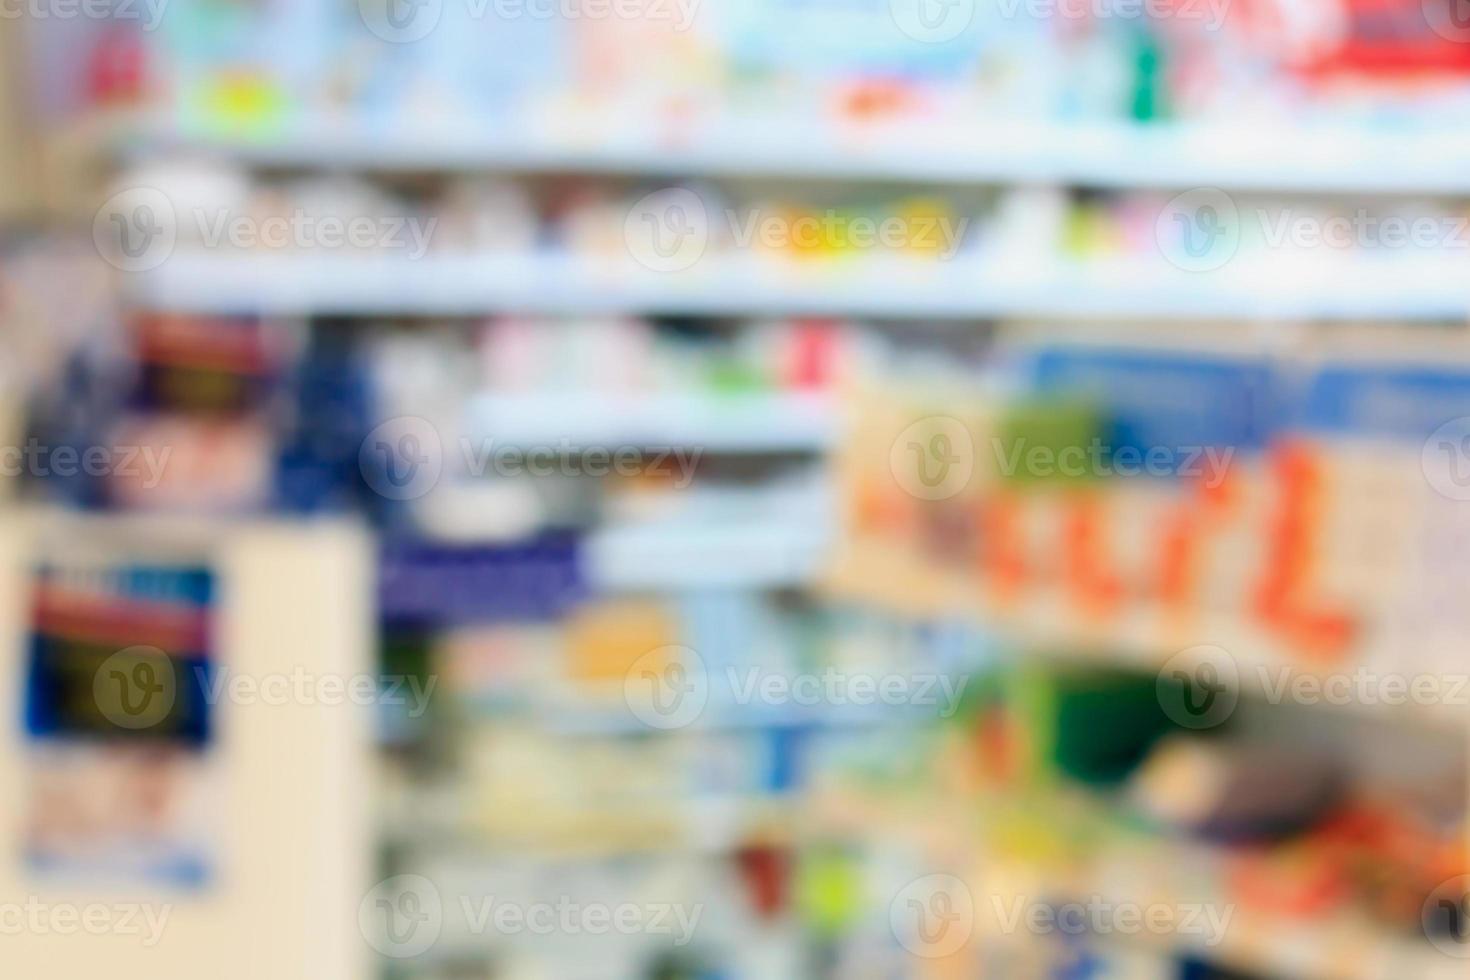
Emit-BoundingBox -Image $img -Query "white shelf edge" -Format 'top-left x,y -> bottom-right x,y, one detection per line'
121,252 -> 1470,321
585,521 -> 829,591
464,391 -> 838,453
129,116 -> 1470,195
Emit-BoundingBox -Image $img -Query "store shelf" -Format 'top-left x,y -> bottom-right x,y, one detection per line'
1081,839 -> 1463,980
1140,910 -> 1459,980
466,391 -> 838,453
955,594 -> 1468,732
383,792 -> 796,859
829,535 -> 1470,732
131,115 -> 1470,194
123,252 -> 1470,321
993,599 -> 1470,734
816,790 -> 1463,980
586,520 -> 829,591
536,699 -> 931,737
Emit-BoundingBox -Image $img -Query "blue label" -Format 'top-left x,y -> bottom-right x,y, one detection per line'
378,536 -> 586,627
1029,347 -> 1281,453
1300,364 -> 1470,440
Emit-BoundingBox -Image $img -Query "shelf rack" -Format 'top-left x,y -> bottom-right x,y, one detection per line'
90,107 -> 1470,979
